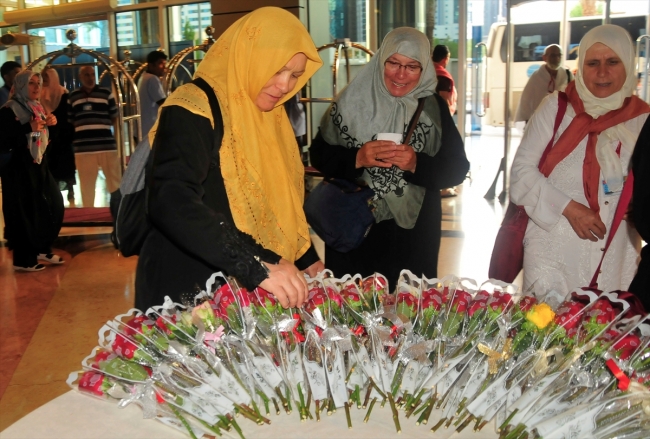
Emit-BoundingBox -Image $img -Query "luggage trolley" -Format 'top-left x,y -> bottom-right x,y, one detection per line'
27,29 -> 142,175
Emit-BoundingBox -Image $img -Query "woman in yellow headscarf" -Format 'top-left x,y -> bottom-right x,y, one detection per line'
135,7 -> 323,310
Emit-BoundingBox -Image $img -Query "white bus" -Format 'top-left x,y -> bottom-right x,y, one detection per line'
482,14 -> 647,127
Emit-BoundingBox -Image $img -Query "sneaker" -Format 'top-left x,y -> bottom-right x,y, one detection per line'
37,253 -> 64,264
13,264 -> 46,272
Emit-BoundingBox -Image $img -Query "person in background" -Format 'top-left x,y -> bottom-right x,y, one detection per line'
0,70 -> 64,271
136,7 -> 324,311
0,61 -> 21,107
310,28 -> 469,289
515,44 -> 573,124
432,44 -> 459,198
41,68 -> 76,206
68,66 -> 120,208
284,92 -> 307,163
628,117 -> 650,309
138,50 -> 167,138
509,25 -> 649,298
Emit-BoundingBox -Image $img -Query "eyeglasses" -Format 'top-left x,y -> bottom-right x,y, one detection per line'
384,60 -> 422,75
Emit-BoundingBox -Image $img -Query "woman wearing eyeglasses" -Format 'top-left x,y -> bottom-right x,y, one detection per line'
309,27 -> 469,289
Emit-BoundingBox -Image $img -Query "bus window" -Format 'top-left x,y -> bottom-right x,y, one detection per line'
569,16 -> 647,61
500,22 -> 560,63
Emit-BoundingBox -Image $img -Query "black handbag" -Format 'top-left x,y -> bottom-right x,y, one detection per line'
305,98 -> 425,253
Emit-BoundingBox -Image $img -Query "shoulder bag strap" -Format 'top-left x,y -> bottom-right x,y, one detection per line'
404,97 -> 426,145
589,170 -> 635,288
538,91 -> 568,172
191,77 -> 223,167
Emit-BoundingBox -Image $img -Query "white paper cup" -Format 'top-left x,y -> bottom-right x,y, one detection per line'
377,132 -> 403,144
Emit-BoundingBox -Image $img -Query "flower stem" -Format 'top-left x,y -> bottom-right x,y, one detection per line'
364,397 -> 377,423
167,403 -> 198,439
345,402 -> 353,429
387,393 -> 401,433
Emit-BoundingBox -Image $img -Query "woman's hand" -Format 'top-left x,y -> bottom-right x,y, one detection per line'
385,144 -> 417,172
30,116 -> 46,132
356,140 -> 398,169
303,260 -> 325,278
562,200 -> 606,242
45,113 -> 57,126
259,258 -> 308,308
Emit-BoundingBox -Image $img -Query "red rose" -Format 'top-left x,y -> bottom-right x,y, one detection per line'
340,284 -> 362,304
92,350 -> 115,368
554,301 -> 586,331
588,299 -> 617,325
488,291 -> 513,312
602,329 -> 620,342
396,291 -> 418,309
614,334 -> 641,360
236,288 -> 252,308
468,300 -> 487,317
325,286 -> 343,308
155,314 -> 177,334
468,290 -> 490,317
78,371 -> 106,397
518,296 -> 537,313
450,290 -> 472,313
213,284 -> 237,317
421,289 -> 443,311
124,316 -> 152,336
305,288 -> 329,314
252,287 -> 277,307
361,275 -> 388,296
111,333 -> 137,360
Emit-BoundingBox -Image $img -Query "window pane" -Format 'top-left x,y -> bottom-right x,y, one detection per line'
116,9 -> 160,63
329,0 -> 366,43
116,0 -> 156,6
167,3 -> 212,88
24,0 -> 60,8
376,0 -> 427,46
29,21 -> 109,53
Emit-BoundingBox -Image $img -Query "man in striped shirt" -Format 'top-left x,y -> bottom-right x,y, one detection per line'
68,66 -> 120,207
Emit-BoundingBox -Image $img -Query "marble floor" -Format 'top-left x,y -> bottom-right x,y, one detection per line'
0,128 -> 520,433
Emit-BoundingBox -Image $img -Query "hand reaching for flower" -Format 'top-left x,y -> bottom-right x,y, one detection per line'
260,258 -> 308,309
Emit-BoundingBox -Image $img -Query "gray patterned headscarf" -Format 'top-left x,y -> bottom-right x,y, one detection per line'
3,70 -> 49,163
320,27 -> 439,228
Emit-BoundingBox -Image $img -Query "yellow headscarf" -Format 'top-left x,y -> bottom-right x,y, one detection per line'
149,7 -> 322,262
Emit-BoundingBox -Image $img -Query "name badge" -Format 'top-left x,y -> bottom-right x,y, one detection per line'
83,104 -> 92,111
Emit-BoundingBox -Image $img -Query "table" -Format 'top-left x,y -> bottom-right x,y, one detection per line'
1,391 -> 500,439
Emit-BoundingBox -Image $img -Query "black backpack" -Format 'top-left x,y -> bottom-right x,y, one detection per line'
112,77 -> 221,256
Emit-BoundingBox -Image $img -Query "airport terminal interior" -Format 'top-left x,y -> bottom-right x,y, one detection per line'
0,0 -> 649,434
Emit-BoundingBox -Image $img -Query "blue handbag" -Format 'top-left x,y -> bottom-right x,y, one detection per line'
304,178 -> 375,253
305,98 -> 425,253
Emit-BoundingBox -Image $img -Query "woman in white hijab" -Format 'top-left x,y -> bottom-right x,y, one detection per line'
41,68 -> 76,204
0,70 -> 65,271
310,27 -> 469,288
509,24 -> 650,297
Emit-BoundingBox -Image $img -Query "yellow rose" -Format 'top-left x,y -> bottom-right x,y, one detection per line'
526,303 -> 555,329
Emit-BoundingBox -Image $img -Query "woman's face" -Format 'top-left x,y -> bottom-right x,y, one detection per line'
28,75 -> 41,101
582,42 -> 626,98
383,53 -> 422,97
42,71 -> 50,87
255,53 -> 307,112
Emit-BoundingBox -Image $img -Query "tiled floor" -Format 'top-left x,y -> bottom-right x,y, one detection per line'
0,128 -> 520,432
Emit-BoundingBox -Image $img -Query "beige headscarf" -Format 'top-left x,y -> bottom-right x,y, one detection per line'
40,68 -> 67,113
149,7 -> 322,262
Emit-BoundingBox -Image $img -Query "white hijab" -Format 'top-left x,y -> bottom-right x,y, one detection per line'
575,24 -> 639,193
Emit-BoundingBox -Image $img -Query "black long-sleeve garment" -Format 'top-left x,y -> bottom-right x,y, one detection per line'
309,93 -> 469,289
0,107 -> 63,258
629,116 -> 650,308
135,105 -> 319,310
